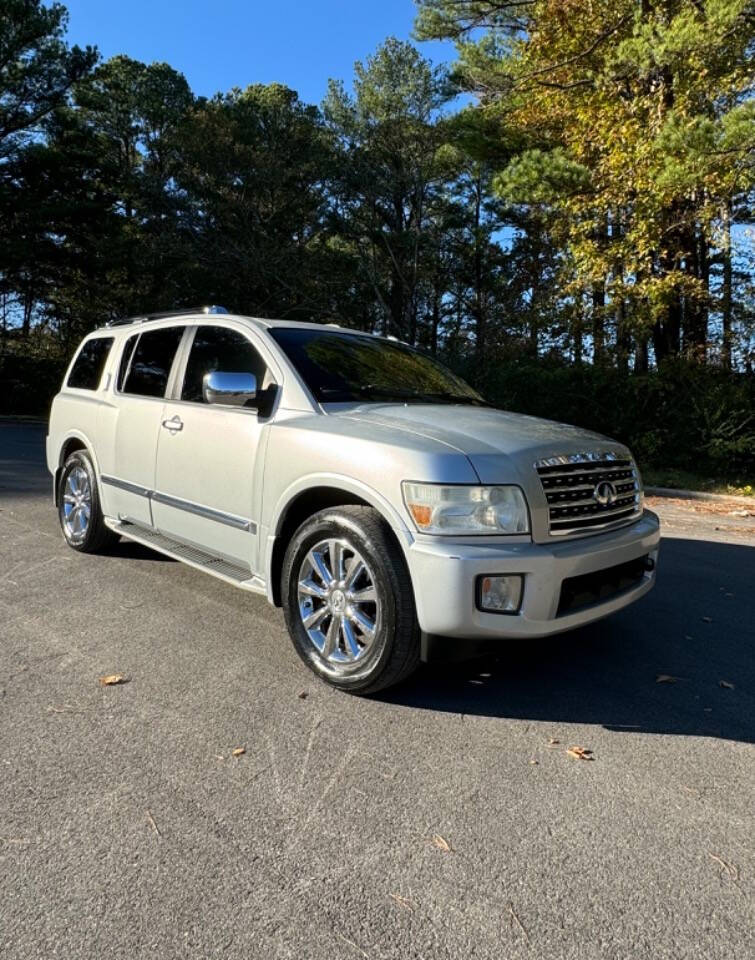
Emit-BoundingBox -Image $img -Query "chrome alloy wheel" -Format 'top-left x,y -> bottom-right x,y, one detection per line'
297,538 -> 381,672
62,465 -> 92,542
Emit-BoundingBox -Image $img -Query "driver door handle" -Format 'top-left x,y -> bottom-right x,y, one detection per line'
161,414 -> 184,433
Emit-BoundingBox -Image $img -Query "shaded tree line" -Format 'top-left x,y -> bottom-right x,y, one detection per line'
1,1 -> 754,475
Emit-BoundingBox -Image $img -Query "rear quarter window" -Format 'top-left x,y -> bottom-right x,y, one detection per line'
66,337 -> 114,390
118,327 -> 184,398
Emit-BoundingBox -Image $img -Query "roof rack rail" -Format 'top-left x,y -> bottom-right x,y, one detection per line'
105,305 -> 229,327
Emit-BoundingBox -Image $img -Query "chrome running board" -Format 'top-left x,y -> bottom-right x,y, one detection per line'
107,519 -> 266,594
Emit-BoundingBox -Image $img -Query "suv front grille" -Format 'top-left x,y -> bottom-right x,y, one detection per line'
535,451 -> 642,537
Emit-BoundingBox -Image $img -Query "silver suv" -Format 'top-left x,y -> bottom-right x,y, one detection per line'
47,308 -> 660,693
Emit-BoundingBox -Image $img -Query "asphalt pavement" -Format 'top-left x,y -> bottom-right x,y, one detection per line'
1,421 -> 753,959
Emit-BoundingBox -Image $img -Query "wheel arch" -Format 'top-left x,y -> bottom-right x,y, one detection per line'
266,476 -> 413,607
54,432 -> 101,507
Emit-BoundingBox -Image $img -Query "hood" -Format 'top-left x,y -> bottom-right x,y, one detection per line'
330,402 -> 625,484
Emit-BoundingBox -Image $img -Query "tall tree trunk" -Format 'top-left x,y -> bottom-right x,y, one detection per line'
22,289 -> 33,337
430,276 -> 440,356
592,281 -> 605,363
682,218 -> 707,360
635,334 -> 649,374
473,175 -> 487,374
615,295 -> 629,374
573,308 -> 584,365
721,201 -> 733,370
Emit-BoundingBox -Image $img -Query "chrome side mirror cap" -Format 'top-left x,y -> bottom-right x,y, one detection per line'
203,371 -> 257,407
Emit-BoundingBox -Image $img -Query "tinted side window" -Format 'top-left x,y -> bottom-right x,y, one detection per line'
181,326 -> 267,403
121,327 -> 184,398
67,337 -> 114,390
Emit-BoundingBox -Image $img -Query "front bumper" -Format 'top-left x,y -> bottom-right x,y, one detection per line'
405,510 -> 660,639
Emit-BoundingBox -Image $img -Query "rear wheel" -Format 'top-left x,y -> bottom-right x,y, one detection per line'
58,450 -> 119,553
281,505 -> 420,694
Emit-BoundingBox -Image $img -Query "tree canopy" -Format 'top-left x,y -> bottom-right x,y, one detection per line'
1,1 -> 753,475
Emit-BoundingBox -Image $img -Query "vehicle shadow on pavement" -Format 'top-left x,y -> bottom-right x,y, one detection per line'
100,539 -> 177,562
382,536 -> 755,745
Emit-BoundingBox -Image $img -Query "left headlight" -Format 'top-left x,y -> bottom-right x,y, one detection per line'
402,482 -> 530,536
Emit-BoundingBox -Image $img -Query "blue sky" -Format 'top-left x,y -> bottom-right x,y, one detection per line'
61,0 -> 457,105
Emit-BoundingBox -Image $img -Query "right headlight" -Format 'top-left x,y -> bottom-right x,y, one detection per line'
402,482 -> 530,536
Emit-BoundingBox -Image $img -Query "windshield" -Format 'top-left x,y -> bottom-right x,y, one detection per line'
269,327 -> 486,406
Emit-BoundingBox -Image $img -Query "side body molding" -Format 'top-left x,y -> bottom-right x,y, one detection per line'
99,474 -> 257,533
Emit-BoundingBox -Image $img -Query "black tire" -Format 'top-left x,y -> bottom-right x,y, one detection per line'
57,450 -> 119,553
281,505 -> 420,694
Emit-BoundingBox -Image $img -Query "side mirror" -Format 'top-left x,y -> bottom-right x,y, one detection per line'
203,371 -> 257,407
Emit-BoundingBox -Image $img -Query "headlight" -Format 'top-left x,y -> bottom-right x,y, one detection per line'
402,482 -> 530,536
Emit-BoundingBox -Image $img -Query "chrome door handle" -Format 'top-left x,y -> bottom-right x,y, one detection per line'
161,415 -> 183,432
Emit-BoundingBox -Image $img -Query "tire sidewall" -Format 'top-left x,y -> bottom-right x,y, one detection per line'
58,450 -> 100,552
282,511 -> 400,692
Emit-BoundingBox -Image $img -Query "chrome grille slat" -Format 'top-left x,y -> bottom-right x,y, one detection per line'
535,450 -> 643,537
539,466 -> 635,485
546,483 -> 637,507
550,497 -> 638,521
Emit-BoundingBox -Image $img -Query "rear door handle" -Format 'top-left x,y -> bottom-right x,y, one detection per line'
161,415 -> 183,433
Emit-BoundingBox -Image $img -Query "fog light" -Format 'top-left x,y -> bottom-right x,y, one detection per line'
476,574 -> 523,615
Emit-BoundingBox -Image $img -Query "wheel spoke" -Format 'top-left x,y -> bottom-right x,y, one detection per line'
302,605 -> 328,630
350,585 -> 377,605
350,607 -> 376,638
299,578 -> 328,599
308,549 -> 333,586
329,539 -> 345,582
345,558 -> 365,590
322,614 -> 341,659
342,617 -> 360,658
63,493 -> 76,505
68,474 -> 80,497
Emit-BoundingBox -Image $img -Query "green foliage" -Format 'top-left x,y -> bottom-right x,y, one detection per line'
480,357 -> 755,475
1,2 -> 754,474
0,0 -> 97,157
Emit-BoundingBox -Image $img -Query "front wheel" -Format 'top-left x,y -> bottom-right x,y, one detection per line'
281,506 -> 420,694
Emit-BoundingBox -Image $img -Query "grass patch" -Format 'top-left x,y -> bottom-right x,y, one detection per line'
642,466 -> 754,498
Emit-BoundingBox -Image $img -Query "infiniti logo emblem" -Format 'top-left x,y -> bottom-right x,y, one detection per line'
593,480 -> 617,506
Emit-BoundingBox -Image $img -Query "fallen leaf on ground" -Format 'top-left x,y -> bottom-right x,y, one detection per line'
547,737 -> 560,745
98,674 -> 125,686
389,893 -> 415,911
656,674 -> 680,684
529,759 -> 539,765
709,852 -> 739,881
231,747 -> 245,757
719,680 -> 735,690
430,834 -> 452,852
507,902 -> 531,946
297,691 -> 308,699
566,746 -> 594,760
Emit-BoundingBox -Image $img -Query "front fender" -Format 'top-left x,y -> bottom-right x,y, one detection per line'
263,472 -> 415,604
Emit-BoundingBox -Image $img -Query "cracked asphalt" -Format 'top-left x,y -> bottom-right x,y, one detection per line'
1,421 -> 753,959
